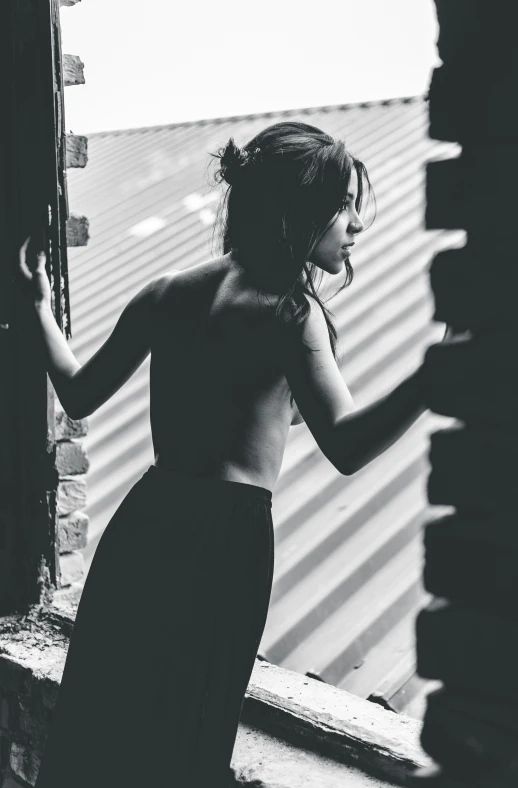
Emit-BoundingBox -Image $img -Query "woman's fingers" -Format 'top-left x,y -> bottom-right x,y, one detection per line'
19,236 -> 46,281
19,236 -> 33,280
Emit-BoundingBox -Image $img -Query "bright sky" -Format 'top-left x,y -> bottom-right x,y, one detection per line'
60,0 -> 440,134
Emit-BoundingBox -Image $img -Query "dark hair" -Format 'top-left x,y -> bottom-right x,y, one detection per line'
211,121 -> 374,365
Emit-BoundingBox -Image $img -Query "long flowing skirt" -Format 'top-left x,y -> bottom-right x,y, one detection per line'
35,465 -> 275,788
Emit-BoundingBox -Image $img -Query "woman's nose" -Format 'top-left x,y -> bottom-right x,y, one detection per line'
348,218 -> 364,235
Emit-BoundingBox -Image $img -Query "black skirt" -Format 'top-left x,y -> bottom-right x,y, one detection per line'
35,465 -> 275,788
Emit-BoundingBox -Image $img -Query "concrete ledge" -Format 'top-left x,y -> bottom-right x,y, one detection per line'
0,606 -> 432,787
231,722 -> 399,787
242,660 -> 431,785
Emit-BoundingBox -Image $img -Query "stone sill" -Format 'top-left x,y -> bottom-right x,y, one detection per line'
241,657 -> 432,786
0,589 -> 432,787
233,722 -> 401,787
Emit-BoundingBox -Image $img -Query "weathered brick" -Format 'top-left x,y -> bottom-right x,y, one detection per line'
17,698 -> 50,748
37,678 -> 60,712
426,150 -> 518,232
430,245 -> 518,331
0,730 -> 11,769
57,476 -> 87,515
63,54 -> 84,87
55,410 -> 88,441
424,514 -> 518,608
59,551 -> 85,587
2,769 -> 27,788
422,335 -> 518,424
0,690 -> 9,729
426,158 -> 464,230
0,659 -> 32,696
66,213 -> 89,247
428,426 -> 518,509
2,772 -> 28,788
416,600 -> 518,700
58,511 -> 89,552
10,741 -> 41,786
421,687 -> 518,782
428,63 -> 518,144
65,133 -> 88,169
434,0 -> 488,62
55,441 -> 89,476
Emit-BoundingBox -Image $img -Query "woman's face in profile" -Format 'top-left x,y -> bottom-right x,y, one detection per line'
310,167 -> 364,275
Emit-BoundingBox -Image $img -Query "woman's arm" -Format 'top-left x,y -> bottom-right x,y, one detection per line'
18,237 -> 172,419
35,280 -> 170,419
325,369 -> 425,475
277,295 -> 427,475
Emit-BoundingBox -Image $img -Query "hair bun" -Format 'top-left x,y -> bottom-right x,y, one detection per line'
214,138 -> 262,186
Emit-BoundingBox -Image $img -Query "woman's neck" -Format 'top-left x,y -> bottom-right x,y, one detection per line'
228,250 -> 299,296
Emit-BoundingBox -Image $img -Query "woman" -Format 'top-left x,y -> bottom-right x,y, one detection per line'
20,121 -> 441,787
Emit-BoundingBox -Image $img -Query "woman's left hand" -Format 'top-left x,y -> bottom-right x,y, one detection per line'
441,323 -> 454,343
18,236 -> 52,309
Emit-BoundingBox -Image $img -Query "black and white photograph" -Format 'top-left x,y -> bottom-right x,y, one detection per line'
1,1 -> 516,786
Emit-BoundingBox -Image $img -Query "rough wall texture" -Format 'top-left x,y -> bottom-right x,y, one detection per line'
412,1 -> 518,786
54,408 -> 89,587
0,612 -> 422,788
0,0 -> 89,600
0,0 -> 71,613
0,613 -> 66,788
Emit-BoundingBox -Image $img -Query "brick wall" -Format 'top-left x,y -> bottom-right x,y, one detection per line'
411,1 -> 518,786
54,405 -> 90,588
0,615 -> 66,788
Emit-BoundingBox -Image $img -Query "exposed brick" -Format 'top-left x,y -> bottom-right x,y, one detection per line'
10,742 -> 41,786
2,772 -> 29,788
66,213 -> 89,247
424,515 -> 518,608
55,441 -> 89,476
416,600 -> 518,700
434,0 -> 489,63
17,698 -> 50,749
0,659 -> 32,696
59,551 -> 85,587
422,336 -> 518,424
428,426 -> 518,509
0,690 -> 9,729
65,133 -> 88,169
426,150 -> 518,232
428,63 -> 518,144
58,511 -> 89,552
63,54 -> 84,87
57,476 -> 87,515
430,246 -> 518,331
1,730 -> 11,769
37,679 -> 59,712
426,158 -> 464,230
55,410 -> 88,441
421,687 -> 518,782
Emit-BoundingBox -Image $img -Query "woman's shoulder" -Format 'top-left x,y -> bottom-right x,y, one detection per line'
148,258 -> 226,305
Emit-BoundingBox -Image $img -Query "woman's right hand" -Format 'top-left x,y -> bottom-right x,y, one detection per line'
18,235 -> 52,309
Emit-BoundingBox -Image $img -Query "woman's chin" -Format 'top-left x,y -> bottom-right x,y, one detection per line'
312,257 -> 344,275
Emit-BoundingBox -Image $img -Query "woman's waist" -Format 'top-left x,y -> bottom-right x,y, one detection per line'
151,457 -> 273,502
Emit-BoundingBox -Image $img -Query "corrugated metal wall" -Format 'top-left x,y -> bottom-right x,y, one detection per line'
66,97 -> 464,718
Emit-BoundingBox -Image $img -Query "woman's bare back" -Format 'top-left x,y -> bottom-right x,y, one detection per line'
150,255 -> 303,491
